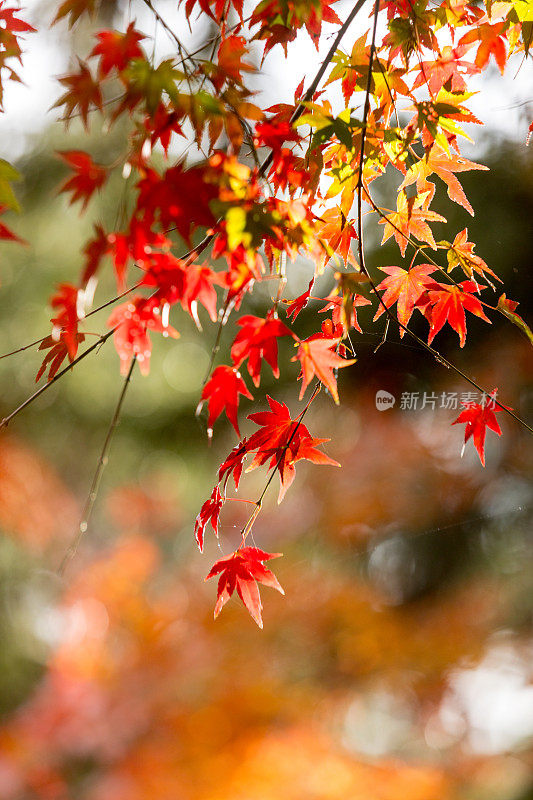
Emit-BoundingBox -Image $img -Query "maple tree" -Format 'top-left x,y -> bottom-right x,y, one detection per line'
0,0 -> 532,634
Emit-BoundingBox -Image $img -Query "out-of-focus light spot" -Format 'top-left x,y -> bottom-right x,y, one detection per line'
162,342 -> 209,394
441,638 -> 533,754
34,597 -> 109,647
342,689 -> 415,757
367,535 -> 415,605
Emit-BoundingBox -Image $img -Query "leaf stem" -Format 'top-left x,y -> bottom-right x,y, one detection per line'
240,382 -> 322,546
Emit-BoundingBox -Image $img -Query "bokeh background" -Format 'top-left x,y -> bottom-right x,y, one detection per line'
0,1 -> 532,798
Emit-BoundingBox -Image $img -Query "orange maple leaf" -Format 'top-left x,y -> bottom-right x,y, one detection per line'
398,147 -> 488,215
293,336 -> 355,404
380,190 -> 446,257
373,263 -> 439,336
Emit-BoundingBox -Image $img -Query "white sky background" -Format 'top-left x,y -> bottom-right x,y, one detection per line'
0,0 -> 532,161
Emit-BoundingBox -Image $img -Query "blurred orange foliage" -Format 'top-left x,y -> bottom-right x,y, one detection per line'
0,435 -> 78,552
0,338 -> 531,800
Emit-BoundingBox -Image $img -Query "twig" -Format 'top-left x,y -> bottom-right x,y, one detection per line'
140,0 -> 194,63
202,295 -> 232,385
58,356 -> 137,576
0,327 -> 117,430
0,336 -> 46,361
0,281 -> 141,362
259,0 -> 368,179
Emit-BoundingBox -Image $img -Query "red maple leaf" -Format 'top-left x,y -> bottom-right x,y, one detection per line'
49,283 -> 80,360
140,252 -> 187,304
135,163 -> 217,243
90,22 -> 145,77
314,207 -> 358,271
107,296 -> 178,376
211,35 -> 254,91
293,335 -> 355,404
285,277 -> 315,321
251,19 -> 297,60
0,205 -> 26,244
212,234 -> 264,307
452,389 -> 509,466
250,0 -> 340,58
53,60 -> 102,129
422,280 -> 491,347
57,151 -> 108,210
104,222 -> 171,290
246,395 -> 339,502
0,1 -> 35,105
0,3 -> 35,33
199,365 -> 253,436
205,546 -> 284,628
82,223 -> 110,283
144,103 -> 185,156
254,119 -> 301,153
182,264 -> 222,325
194,485 -> 223,552
231,311 -> 292,387
181,0 -> 244,23
142,252 -> 222,324
373,264 -> 439,336
36,332 -> 85,382
217,438 -> 249,492
304,0 -> 341,46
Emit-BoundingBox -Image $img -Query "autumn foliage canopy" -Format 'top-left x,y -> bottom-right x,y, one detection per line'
0,0 -> 532,628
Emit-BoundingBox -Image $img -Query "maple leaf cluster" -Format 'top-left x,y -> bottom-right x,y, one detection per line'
195,395 -> 339,544
0,1 -> 35,111
2,0 -> 532,626
0,3 -> 34,245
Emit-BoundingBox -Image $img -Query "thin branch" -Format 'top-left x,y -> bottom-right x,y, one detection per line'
59,93 -> 124,124
0,281 -> 141,362
202,294 -> 232,385
85,280 -> 143,319
0,326 -> 117,430
0,336 -> 46,361
58,356 -> 137,576
140,0 -> 194,64
259,0 -> 368,179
